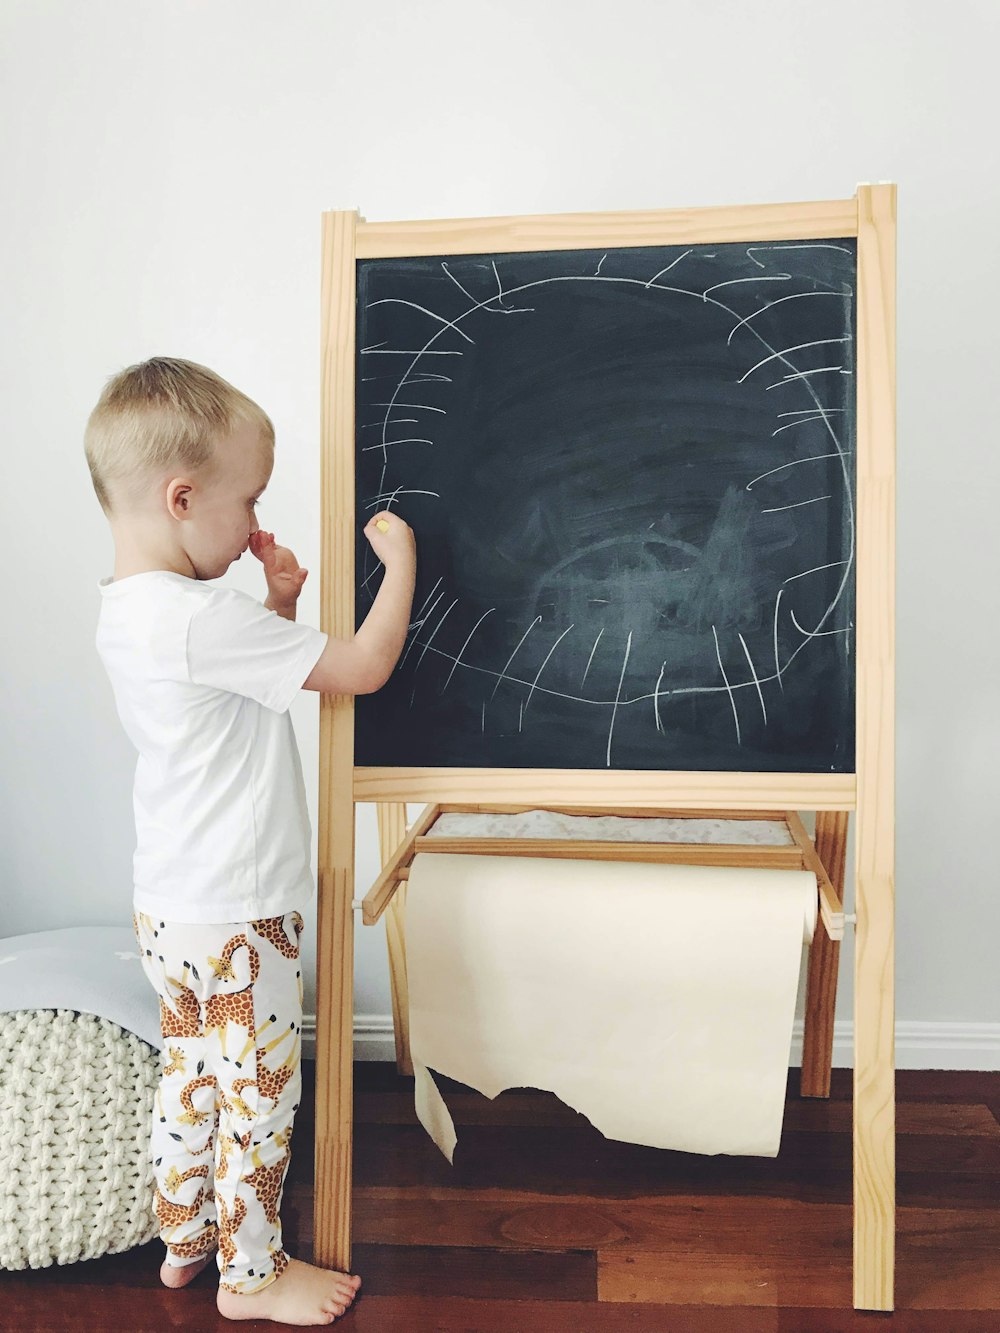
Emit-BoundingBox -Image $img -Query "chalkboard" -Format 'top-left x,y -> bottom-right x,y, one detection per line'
354,238 -> 856,773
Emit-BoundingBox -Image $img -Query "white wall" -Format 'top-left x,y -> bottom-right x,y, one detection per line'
1,0 -> 996,1067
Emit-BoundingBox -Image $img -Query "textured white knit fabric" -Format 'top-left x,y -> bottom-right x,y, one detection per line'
0,1009 -> 159,1270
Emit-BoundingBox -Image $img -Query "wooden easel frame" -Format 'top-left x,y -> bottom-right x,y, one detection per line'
315,187 -> 896,1310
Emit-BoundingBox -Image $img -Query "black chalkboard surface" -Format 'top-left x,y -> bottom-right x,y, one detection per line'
354,239 -> 856,773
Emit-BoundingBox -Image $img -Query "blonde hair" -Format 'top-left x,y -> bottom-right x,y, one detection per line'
84,357 -> 274,515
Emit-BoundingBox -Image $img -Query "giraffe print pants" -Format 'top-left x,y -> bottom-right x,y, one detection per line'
133,909 -> 305,1295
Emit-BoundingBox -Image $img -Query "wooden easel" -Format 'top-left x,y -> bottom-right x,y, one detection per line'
314,187 -> 895,1311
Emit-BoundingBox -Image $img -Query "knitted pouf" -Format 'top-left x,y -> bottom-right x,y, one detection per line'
0,1008 -> 160,1270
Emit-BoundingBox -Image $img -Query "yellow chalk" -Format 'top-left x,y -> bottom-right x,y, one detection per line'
376,519 -> 390,532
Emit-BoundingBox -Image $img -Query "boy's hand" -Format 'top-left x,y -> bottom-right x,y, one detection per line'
364,512 -> 416,568
249,531 -> 308,610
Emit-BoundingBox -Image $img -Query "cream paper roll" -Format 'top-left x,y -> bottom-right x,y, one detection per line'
405,852 -> 817,1163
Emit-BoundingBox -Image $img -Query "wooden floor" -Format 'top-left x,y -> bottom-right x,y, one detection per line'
5,1061 -> 1000,1331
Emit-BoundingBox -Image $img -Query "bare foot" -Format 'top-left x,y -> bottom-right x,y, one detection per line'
216,1256 -> 362,1326
160,1250 -> 216,1288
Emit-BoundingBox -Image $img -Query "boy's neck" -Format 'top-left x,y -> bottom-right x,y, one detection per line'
110,525 -> 194,582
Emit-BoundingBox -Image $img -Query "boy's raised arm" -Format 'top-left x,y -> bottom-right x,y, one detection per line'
302,512 -> 416,696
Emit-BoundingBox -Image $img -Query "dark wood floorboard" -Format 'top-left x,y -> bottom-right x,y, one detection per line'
3,1061 -> 999,1331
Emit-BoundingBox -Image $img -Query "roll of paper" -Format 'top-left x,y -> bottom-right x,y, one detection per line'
405,852 -> 817,1162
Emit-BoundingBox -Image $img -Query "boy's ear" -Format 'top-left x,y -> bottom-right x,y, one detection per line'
166,478 -> 193,519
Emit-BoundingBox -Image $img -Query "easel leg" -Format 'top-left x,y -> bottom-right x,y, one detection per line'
377,802 -> 413,1075
853,850 -> 895,1310
800,811 -> 848,1098
313,790 -> 355,1272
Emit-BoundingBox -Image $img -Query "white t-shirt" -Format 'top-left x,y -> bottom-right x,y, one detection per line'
96,571 -> 328,924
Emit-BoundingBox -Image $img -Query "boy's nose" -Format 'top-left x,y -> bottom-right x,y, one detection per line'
250,514 -> 260,535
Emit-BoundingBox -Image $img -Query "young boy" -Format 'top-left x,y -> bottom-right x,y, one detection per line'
85,356 -> 416,1326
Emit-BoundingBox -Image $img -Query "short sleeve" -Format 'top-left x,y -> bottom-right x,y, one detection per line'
186,588 -> 328,713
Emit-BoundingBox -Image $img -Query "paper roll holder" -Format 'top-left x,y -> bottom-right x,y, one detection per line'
358,805 -> 851,943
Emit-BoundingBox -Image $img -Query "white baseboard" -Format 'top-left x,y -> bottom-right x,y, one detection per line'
299,1014 -> 1000,1072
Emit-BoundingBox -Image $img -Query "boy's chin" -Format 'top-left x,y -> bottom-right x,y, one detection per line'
196,559 -> 235,581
